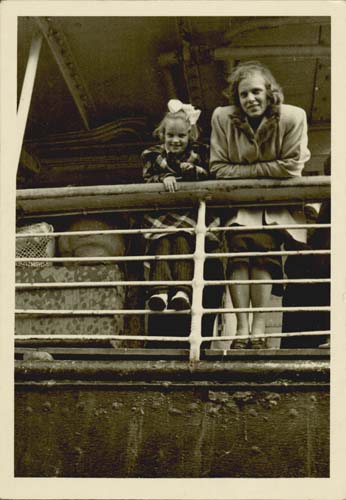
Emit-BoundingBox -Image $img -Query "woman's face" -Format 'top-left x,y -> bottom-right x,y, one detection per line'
238,73 -> 268,118
164,117 -> 190,154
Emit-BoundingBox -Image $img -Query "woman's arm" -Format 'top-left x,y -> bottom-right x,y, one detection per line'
210,107 -> 311,179
250,109 -> 311,178
210,109 -> 254,178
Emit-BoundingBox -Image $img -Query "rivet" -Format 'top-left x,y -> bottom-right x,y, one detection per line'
42,401 -> 52,412
169,408 -> 183,415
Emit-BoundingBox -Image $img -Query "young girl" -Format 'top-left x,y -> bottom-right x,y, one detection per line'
210,61 -> 311,349
142,99 -> 213,312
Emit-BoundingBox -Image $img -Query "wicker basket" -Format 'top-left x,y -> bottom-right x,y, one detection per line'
16,222 -> 55,267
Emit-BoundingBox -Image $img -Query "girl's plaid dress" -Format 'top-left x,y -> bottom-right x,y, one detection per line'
141,142 -> 220,247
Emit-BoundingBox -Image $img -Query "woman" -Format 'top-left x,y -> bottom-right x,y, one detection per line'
210,61 -> 311,349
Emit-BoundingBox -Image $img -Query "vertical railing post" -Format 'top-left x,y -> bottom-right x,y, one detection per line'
189,200 -> 206,363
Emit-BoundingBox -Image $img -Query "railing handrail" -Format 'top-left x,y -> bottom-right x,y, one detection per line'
16,177 -> 331,216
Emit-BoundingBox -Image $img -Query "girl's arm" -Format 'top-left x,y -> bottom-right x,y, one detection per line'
180,144 -> 210,181
210,107 -> 311,179
142,149 -> 175,183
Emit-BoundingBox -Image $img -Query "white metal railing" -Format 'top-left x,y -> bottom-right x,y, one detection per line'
15,190 -> 331,362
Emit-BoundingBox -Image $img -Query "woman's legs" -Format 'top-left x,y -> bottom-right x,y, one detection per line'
229,264 -> 251,337
229,265 -> 272,347
250,266 -> 272,337
227,229 -> 281,347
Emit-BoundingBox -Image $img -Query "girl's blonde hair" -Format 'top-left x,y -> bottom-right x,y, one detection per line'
224,61 -> 284,113
154,110 -> 200,142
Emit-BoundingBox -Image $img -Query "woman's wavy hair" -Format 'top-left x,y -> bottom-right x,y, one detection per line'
154,110 -> 200,142
224,61 -> 284,112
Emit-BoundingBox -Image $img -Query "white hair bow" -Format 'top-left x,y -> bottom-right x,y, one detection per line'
167,99 -> 201,125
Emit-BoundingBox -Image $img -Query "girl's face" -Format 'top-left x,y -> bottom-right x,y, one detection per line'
238,73 -> 268,118
164,117 -> 190,154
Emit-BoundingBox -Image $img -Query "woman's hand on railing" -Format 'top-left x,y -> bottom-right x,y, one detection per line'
163,176 -> 177,192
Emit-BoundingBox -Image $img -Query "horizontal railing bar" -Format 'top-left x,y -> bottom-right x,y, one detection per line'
13,348 -> 329,359
15,309 -> 191,315
15,305 -> 330,316
14,334 -> 190,341
17,178 -> 331,200
14,331 -> 330,341
15,227 -> 196,238
210,224 -> 331,232
15,223 -> 330,239
204,278 -> 331,285
15,255 -> 193,263
15,278 -> 331,289
203,306 -> 330,313
15,280 -> 192,288
15,249 -> 331,264
16,178 -> 330,216
200,331 -> 331,341
206,250 -> 330,258
17,201 -> 327,219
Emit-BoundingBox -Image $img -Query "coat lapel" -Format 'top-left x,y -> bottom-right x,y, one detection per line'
230,106 -> 280,147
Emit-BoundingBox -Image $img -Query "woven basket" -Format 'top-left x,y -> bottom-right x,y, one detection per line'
16,222 -> 55,267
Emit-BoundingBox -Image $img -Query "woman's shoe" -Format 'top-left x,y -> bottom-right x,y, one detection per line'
169,290 -> 191,310
148,293 -> 168,311
232,338 -> 249,349
250,337 -> 266,349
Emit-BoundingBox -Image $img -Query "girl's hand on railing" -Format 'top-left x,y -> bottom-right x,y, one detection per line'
163,176 -> 177,192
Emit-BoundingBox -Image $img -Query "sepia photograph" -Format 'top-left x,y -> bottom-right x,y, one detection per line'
1,1 -> 345,499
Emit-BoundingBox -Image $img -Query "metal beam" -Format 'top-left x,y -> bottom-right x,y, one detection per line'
310,25 -> 331,123
17,33 -> 42,170
213,45 -> 331,61
176,18 -> 204,109
159,45 -> 330,68
34,17 -> 95,130
225,17 -> 331,43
